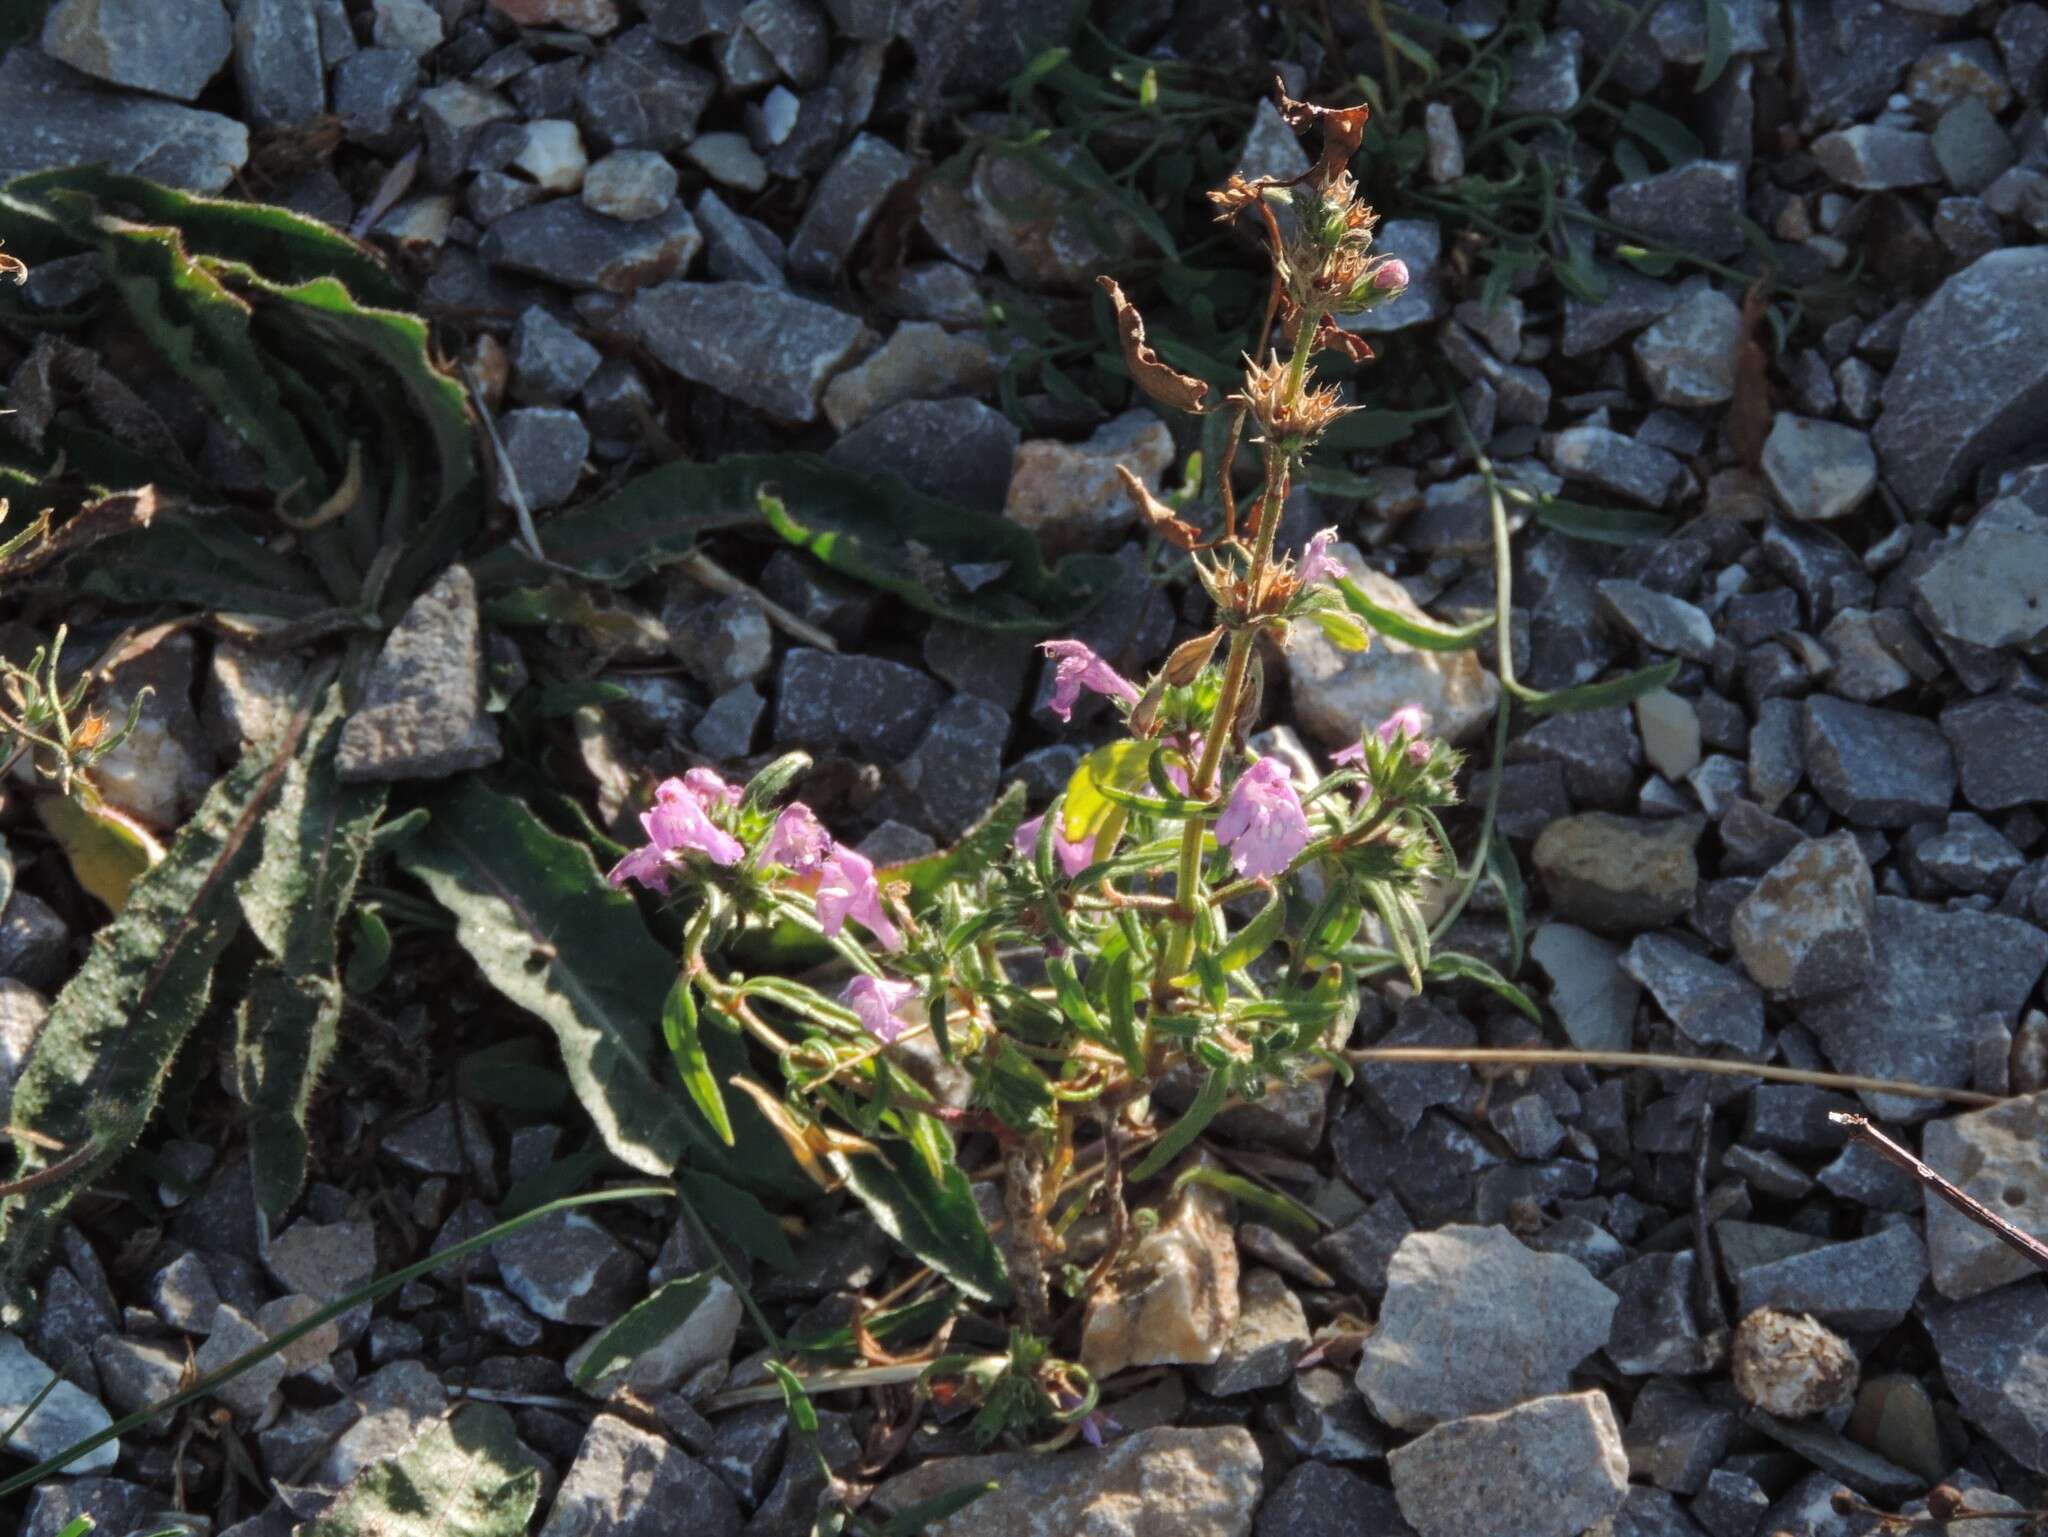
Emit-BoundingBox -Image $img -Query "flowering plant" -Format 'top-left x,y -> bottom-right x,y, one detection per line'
607,84 -> 1460,1438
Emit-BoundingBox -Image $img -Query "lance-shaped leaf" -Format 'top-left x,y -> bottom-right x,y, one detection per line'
232,686 -> 386,1216
570,1273 -> 715,1390
0,677 -> 327,1320
398,781 -> 698,1178
833,1123 -> 1010,1306
299,1402 -> 539,1537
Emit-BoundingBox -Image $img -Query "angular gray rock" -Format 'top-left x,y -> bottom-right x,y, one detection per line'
1926,1281 -> 2048,1473
195,1305 -> 287,1419
1604,1251 -> 1724,1376
231,0 -> 325,126
627,280 -> 866,422
1546,426 -> 1683,506
1632,286 -> 1741,407
511,306 -> 603,405
1607,162 -> 1745,259
1923,1091 -> 2048,1299
1874,248 -> 2048,515
787,132 -> 915,285
1530,924 -> 1640,1051
773,648 -> 945,760
829,397 -> 1019,515
1941,693 -> 2048,812
1387,1392 -> 1629,1537
480,199 -> 700,294
1813,125 -> 1940,189
1801,897 -> 2048,1113
1596,579 -> 1716,661
1620,932 -> 1764,1052
872,1426 -> 1264,1537
1356,1225 -> 1618,1430
1733,1222 -> 1927,1332
1802,696 -> 1954,827
540,1414 -> 741,1537
885,694 -> 1011,841
1730,832 -> 1873,998
1913,499 -> 2048,652
1762,414 -> 1876,521
336,566 -> 502,782
491,1210 -> 640,1326
0,49 -> 247,192
0,1331 -> 117,1472
42,0 -> 231,101
1195,1267 -> 1312,1398
498,406 -> 589,511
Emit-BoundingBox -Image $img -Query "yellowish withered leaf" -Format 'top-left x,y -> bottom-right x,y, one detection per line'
1097,276 -> 1213,415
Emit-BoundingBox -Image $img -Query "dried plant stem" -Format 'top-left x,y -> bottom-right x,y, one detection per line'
1830,1112 -> 2048,1274
1346,1047 -> 2001,1106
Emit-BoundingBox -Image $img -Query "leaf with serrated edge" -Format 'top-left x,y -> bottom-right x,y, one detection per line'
299,1402 -> 538,1537
0,672 -> 329,1320
398,781 -> 694,1177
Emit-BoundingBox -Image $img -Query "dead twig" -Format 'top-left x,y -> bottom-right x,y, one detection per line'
1830,1112 -> 2048,1279
677,548 -> 838,653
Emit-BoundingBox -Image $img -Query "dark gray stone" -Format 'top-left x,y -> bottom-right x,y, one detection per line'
1624,1378 -> 1736,1494
1597,580 -> 1716,662
1386,1392 -> 1629,1537
498,406 -> 588,511
1562,269 -> 1680,356
1801,896 -> 2048,1113
1547,426 -> 1683,506
1620,933 -> 1764,1052
1607,163 -> 1746,260
231,0 -> 325,127
577,26 -> 715,153
42,0 -> 230,101
511,307 -> 603,405
787,132 -> 915,286
540,1414 -> 741,1537
828,397 -> 1019,514
1314,1197 -> 1413,1299
694,188 -> 786,288
1509,706 -> 1643,808
332,49 -> 420,149
0,48 -> 246,192
1360,1002 -> 1476,1135
1912,499 -> 2048,652
773,648 -> 946,761
1942,694 -> 2048,812
627,281 -> 865,422
1802,697 -> 1953,827
491,1210 -> 640,1326
481,199 -> 701,296
1733,1222 -> 1927,1331
1633,286 -> 1742,407
18,1479 -> 164,1537
1926,1281 -> 2048,1473
885,694 -> 1011,840
1793,0 -> 1945,130
1502,28 -> 1582,112
1606,1252 -> 1722,1376
1813,125 -> 1939,189
1875,249 -> 2048,515
1256,1462 -> 1415,1537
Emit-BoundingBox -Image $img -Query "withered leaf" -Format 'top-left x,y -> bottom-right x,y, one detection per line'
1164,626 -> 1225,685
1312,315 -> 1375,364
1098,276 -> 1213,415
1728,278 -> 1774,472
0,486 -> 165,586
1274,77 -> 1371,187
1116,464 -> 1203,550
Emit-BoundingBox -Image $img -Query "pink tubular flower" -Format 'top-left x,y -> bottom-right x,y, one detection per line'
1330,740 -> 1365,767
1298,527 -> 1345,585
1041,639 -> 1141,722
815,846 -> 903,951
683,767 -> 741,808
1377,704 -> 1433,764
760,802 -> 832,873
1214,756 -> 1312,880
643,778 -> 745,867
606,841 -> 671,893
1373,258 -> 1410,292
1014,813 -> 1097,879
841,974 -> 919,1044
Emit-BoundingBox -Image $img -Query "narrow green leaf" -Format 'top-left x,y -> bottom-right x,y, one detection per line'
0,673 -> 327,1318
882,1483 -> 1000,1537
1426,951 -> 1542,1022
397,782 -> 696,1178
1128,1066 -> 1230,1183
766,1360 -> 820,1436
677,1168 -> 798,1274
1516,657 -> 1683,716
1336,576 -> 1491,650
1696,0 -> 1733,91
835,1129 -> 1011,1305
1528,495 -> 1676,544
1621,101 -> 1706,167
1216,890 -> 1285,972
1486,838 -> 1528,974
1170,1165 -> 1321,1238
298,1402 -> 538,1537
572,1274 -> 714,1390
497,1146 -> 606,1219
662,974 -> 733,1148
235,971 -> 341,1218
343,907 -> 393,994
1102,950 -> 1146,1080
73,512 -> 331,619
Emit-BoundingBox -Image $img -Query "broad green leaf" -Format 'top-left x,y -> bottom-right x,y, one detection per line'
678,1168 -> 798,1274
32,795 -> 162,913
343,907 -> 393,994
882,1483 -> 1000,1537
0,675 -> 324,1318
233,687 -> 385,1216
1321,403 -> 1451,451
572,1274 -> 714,1389
1128,1065 -> 1230,1183
1061,739 -> 1153,842
73,512 -> 332,618
398,781 -> 696,1178
1336,576 -> 1491,650
1621,101 -> 1706,167
469,458 -> 760,588
1526,495 -> 1675,544
834,1124 -> 1011,1305
662,973 -> 732,1147
299,1402 -> 538,1537
1516,658 -> 1683,716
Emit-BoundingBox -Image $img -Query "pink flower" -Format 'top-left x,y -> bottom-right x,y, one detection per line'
841,974 -> 919,1044
1376,704 -> 1433,764
1373,259 -> 1409,292
760,802 -> 832,873
1330,740 -> 1365,767
606,841 -> 672,893
1299,527 -> 1345,585
643,779 -> 744,867
1214,756 -> 1312,880
1041,639 -> 1140,722
815,846 -> 903,951
1014,813 -> 1097,878
682,767 -> 741,808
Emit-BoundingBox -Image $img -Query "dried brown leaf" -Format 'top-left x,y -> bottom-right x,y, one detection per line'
1116,464 -> 1202,550
1312,314 -> 1375,364
1097,276 -> 1212,415
1728,278 -> 1773,472
0,486 -> 165,586
1163,626 -> 1225,685
1274,77 -> 1371,187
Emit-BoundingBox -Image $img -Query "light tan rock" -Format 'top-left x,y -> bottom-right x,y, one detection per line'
1004,409 -> 1173,554
1729,831 -> 1874,997
1531,813 -> 1703,933
1079,1177 -> 1237,1376
1731,1308 -> 1858,1419
822,322 -> 998,433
